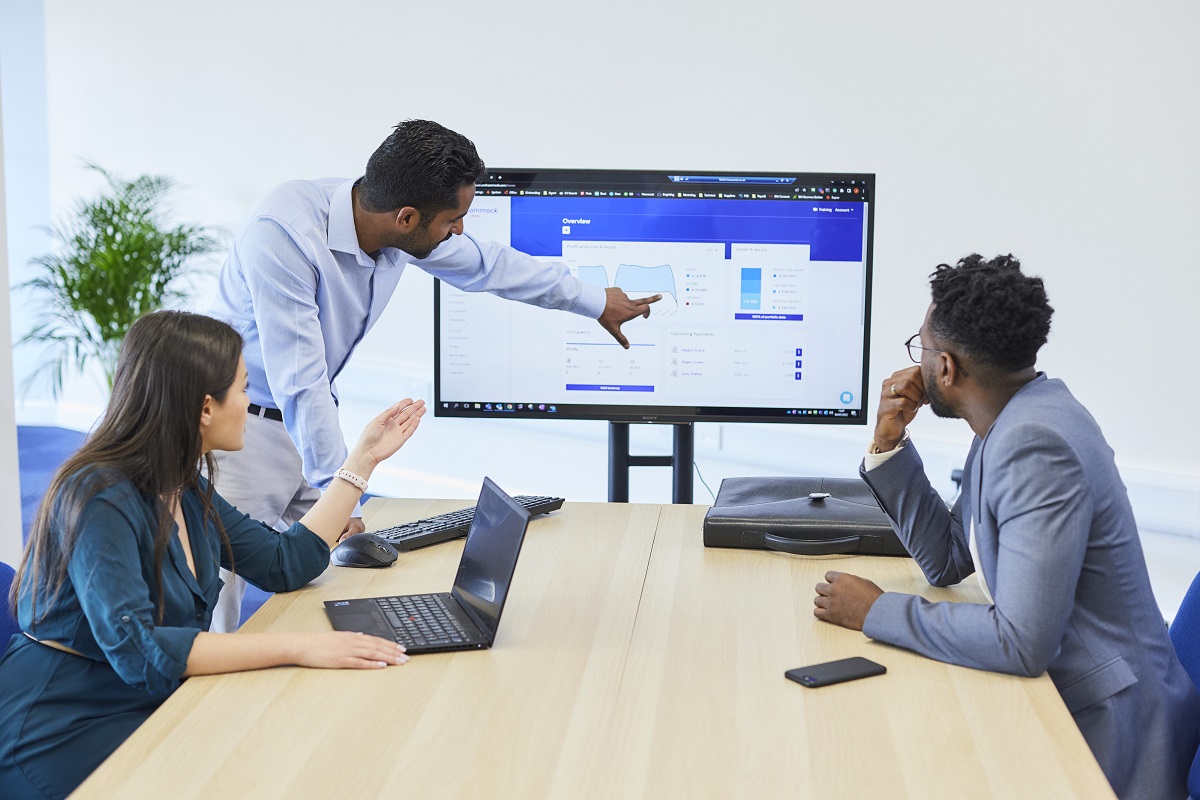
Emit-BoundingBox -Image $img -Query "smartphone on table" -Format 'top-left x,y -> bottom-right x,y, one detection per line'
785,657 -> 886,688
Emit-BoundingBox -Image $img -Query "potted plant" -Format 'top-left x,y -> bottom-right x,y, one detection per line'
19,164 -> 222,396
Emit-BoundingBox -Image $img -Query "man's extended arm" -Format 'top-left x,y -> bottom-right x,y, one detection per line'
414,233 -> 607,316
414,234 -> 659,347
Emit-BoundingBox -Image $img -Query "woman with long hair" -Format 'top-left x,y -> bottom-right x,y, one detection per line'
0,310 -> 425,799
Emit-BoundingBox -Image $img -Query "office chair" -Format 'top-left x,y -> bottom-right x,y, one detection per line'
0,561 -> 19,660
1169,570 -> 1200,799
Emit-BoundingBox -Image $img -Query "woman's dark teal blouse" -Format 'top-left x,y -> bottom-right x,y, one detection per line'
0,476 -> 330,799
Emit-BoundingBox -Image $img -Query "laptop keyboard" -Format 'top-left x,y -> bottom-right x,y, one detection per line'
375,595 -> 469,648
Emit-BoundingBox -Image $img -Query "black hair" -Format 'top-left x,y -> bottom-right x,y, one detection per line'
358,119 -> 486,217
12,311 -> 242,623
928,253 -> 1053,373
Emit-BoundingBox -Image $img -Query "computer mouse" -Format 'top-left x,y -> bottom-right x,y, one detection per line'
330,533 -> 399,568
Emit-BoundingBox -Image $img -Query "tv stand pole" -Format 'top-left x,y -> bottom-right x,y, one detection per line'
608,422 -> 694,504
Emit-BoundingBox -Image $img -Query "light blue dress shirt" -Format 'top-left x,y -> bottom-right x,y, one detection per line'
209,177 -> 606,490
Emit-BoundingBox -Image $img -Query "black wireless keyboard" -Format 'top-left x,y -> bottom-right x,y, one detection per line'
370,495 -> 565,552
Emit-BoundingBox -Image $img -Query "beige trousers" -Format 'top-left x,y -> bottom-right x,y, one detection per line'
208,413 -> 321,632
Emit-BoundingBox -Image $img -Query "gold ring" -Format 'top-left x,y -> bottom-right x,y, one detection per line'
890,384 -> 897,397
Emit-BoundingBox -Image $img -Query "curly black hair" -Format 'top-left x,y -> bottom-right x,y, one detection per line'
359,119 -> 487,216
928,254 -> 1053,373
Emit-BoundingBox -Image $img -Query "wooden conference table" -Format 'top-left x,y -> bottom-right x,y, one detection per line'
74,499 -> 1115,799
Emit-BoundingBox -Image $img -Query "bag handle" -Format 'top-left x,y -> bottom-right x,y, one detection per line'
762,533 -> 861,556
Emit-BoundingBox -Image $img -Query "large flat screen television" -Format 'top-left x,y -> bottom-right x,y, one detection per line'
434,169 -> 874,425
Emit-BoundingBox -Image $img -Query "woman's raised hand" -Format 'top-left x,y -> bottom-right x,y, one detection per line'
348,399 -> 426,474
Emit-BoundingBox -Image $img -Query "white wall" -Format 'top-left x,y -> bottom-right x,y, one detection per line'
0,58 -> 26,565
17,0 -> 1200,531
1,0 -> 52,411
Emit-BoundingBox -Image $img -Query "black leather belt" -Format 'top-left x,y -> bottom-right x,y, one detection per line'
247,403 -> 283,422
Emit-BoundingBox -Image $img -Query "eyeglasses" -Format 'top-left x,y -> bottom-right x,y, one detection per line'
905,333 -> 969,377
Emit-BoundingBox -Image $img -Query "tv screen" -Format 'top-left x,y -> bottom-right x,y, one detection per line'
434,169 -> 874,425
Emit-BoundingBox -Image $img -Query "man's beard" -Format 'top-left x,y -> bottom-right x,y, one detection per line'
924,369 -> 958,419
395,233 -> 436,260
394,227 -> 449,260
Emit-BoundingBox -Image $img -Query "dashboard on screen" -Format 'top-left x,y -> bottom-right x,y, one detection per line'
434,169 -> 874,424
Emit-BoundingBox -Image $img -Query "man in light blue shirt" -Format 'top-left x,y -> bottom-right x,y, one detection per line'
208,120 -> 659,630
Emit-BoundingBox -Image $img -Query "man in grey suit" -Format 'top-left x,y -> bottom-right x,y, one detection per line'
814,254 -> 1199,799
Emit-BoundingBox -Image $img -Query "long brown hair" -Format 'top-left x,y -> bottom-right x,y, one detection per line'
11,311 -> 243,624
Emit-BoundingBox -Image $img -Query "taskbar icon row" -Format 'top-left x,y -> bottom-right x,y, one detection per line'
442,401 -> 558,414
438,402 -> 859,418
785,408 -> 858,417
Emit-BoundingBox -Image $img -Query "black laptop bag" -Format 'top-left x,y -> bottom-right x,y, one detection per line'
702,476 -> 910,558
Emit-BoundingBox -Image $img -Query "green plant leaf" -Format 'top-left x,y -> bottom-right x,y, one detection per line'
18,163 -> 225,398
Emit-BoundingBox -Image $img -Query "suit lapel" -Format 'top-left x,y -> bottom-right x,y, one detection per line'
969,434 -> 992,590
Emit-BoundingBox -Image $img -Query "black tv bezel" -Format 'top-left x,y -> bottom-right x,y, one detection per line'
433,167 -> 875,426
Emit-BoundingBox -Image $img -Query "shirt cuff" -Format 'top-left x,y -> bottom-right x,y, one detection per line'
574,281 -> 608,319
119,616 -> 201,696
863,431 -> 910,472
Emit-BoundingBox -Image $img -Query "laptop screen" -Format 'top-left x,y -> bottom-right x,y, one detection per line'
450,477 -> 532,641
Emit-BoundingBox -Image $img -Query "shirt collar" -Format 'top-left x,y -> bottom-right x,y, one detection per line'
328,178 -> 371,263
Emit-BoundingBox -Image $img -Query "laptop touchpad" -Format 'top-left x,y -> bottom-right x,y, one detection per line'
338,612 -> 386,634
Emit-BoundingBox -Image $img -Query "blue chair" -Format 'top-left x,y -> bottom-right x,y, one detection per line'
1170,571 -> 1200,799
0,561 -> 19,660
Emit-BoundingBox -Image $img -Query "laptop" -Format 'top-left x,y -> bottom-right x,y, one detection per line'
323,477 -> 533,654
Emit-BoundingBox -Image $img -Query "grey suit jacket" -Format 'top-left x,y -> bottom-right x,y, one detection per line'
860,374 -> 1199,799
